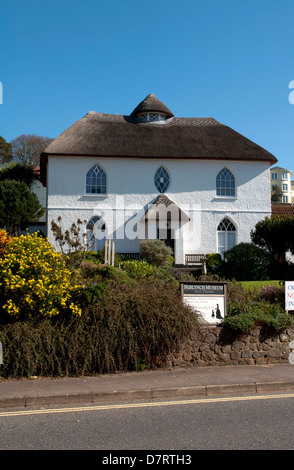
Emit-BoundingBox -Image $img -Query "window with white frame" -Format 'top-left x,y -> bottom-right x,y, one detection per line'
217,218 -> 236,259
283,196 -> 288,203
282,184 -> 288,191
216,168 -> 236,197
271,173 -> 277,180
282,173 -> 288,180
154,166 -> 170,193
86,164 -> 107,194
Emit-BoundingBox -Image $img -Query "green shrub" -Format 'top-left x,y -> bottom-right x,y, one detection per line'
223,242 -> 271,280
120,259 -> 160,279
140,239 -> 173,267
206,253 -> 222,274
226,279 -> 251,313
83,249 -> 121,267
221,312 -> 256,332
222,302 -> 293,332
79,263 -> 132,305
252,284 -> 285,309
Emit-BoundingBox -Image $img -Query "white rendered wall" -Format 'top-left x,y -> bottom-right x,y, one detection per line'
46,156 -> 272,264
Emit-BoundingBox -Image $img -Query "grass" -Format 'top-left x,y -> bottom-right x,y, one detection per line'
239,280 -> 282,291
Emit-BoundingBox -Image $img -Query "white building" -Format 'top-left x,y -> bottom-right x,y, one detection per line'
40,94 -> 277,265
270,166 -> 293,203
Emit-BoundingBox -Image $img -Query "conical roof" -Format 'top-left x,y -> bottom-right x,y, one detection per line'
130,94 -> 174,118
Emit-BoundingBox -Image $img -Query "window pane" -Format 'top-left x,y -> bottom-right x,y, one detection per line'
154,166 -> 170,193
218,232 -> 225,248
216,168 -> 235,197
227,232 -> 236,250
86,165 -> 107,194
218,233 -> 226,258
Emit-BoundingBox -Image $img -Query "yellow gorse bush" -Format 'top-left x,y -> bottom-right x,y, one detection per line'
0,232 -> 83,319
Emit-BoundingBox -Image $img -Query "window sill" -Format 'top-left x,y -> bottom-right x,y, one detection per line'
83,194 -> 109,198
214,196 -> 237,200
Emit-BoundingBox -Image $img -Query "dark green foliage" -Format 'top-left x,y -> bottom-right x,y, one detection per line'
140,239 -> 173,267
271,184 -> 283,202
0,136 -> 12,165
0,163 -> 39,189
0,180 -> 45,235
223,242 -> 271,281
251,215 -> 294,263
268,261 -> 294,282
222,304 -> 293,332
206,253 -> 222,274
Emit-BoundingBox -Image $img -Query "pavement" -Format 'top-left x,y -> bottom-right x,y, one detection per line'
1,363 -> 294,409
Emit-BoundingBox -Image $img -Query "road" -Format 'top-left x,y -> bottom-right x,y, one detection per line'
0,393 -> 294,451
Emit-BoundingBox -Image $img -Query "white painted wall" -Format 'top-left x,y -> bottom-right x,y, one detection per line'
46,156 -> 272,264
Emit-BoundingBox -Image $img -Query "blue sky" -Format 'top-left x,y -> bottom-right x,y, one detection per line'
1,0 -> 294,173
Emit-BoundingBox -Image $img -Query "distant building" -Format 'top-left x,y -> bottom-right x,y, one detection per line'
270,166 -> 293,203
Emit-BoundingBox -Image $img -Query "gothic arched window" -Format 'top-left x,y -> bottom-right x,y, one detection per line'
216,168 -> 236,197
86,164 -> 107,194
217,217 -> 236,259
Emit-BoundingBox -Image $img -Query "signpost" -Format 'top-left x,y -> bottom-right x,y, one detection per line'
180,281 -> 227,325
285,281 -> 294,312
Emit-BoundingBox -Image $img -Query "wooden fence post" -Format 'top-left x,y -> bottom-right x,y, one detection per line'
104,239 -> 115,266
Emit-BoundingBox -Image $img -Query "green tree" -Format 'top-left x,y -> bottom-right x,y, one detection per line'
251,215 -> 294,263
0,180 -> 45,236
0,136 -> 12,165
0,162 -> 39,189
271,184 -> 283,202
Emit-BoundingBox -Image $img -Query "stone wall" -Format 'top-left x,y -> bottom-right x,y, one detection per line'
165,326 -> 294,368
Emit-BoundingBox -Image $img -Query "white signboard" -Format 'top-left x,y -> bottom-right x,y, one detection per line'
285,281 -> 294,311
181,282 -> 227,325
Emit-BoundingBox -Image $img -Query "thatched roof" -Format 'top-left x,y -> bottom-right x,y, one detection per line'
40,94 -> 277,186
130,93 -> 174,117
